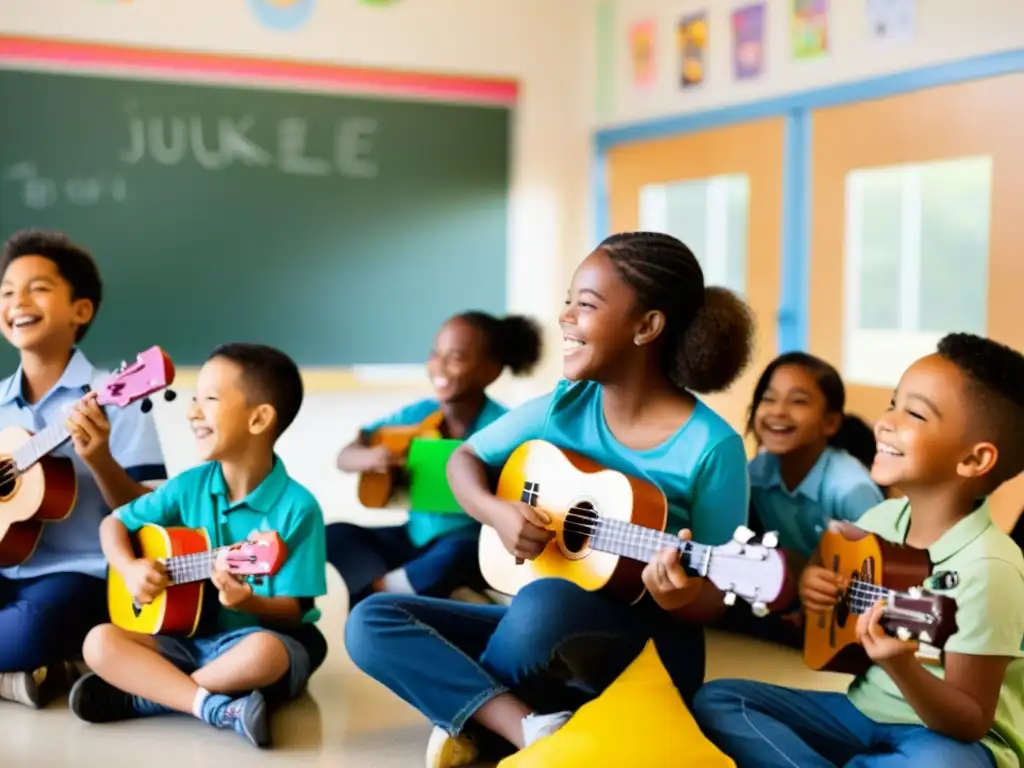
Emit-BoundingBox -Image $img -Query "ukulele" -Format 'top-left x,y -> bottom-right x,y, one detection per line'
108,525 -> 287,637
0,346 -> 176,566
357,410 -> 444,509
804,522 -> 959,675
478,440 -> 789,616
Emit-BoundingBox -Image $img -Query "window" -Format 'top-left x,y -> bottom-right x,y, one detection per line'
638,174 -> 750,296
843,156 -> 992,387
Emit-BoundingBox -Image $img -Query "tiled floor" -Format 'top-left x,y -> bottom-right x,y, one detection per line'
3,568 -> 852,767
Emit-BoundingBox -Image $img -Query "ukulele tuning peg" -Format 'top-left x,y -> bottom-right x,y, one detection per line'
722,590 -> 737,607
896,627 -> 912,642
732,525 -> 755,544
140,397 -> 152,414
751,601 -> 768,618
761,531 -> 779,549
908,586 -> 922,599
919,630 -> 933,645
164,389 -> 177,402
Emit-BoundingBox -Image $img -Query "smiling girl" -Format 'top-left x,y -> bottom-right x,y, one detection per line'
344,232 -> 757,767
327,312 -> 542,609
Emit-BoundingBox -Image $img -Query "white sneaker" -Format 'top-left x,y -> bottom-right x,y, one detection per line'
0,670 -> 42,708
522,711 -> 572,747
425,726 -> 480,768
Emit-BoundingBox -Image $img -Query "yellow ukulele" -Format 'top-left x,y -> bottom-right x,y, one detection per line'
478,440 -> 789,616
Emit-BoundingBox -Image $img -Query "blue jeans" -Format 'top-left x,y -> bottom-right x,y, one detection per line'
0,572 -> 107,672
692,680 -> 996,767
345,577 -> 705,735
326,522 -> 484,606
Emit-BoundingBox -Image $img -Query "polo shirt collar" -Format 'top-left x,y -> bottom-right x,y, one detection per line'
210,454 -> 289,513
765,449 -> 830,502
0,348 -> 93,407
890,497 -> 993,564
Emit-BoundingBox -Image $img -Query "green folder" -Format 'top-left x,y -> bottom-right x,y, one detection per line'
407,438 -> 464,514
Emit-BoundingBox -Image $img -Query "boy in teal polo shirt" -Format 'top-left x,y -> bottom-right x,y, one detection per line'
694,333 -> 1024,768
68,343 -> 327,749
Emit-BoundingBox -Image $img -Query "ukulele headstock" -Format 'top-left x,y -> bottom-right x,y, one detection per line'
881,586 -> 959,652
222,531 -> 287,577
97,346 -> 176,410
703,526 -> 788,617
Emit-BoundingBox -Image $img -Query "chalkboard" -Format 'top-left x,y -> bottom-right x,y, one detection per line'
0,67 -> 510,370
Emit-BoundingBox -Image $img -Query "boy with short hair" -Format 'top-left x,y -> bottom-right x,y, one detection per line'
0,229 -> 166,707
69,343 -> 327,749
693,332 -> 1024,768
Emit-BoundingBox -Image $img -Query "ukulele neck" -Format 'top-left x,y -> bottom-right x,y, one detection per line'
163,547 -> 229,586
590,517 -> 712,575
13,423 -> 73,473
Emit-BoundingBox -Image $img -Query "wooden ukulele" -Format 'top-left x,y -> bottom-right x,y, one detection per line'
0,346 -> 176,566
478,440 -> 789,616
357,410 -> 444,509
108,525 -> 287,637
804,522 -> 959,675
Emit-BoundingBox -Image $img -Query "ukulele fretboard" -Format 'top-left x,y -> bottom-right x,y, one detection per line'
586,516 -> 713,575
164,548 -> 230,585
12,423 -> 73,473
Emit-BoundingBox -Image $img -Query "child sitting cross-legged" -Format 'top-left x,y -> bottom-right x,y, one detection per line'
693,333 -> 1024,768
69,343 -> 327,749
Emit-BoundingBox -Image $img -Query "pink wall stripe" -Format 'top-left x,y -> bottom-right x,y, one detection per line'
0,35 -> 519,106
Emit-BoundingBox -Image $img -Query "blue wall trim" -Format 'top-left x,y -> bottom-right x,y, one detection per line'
592,47 -> 1024,353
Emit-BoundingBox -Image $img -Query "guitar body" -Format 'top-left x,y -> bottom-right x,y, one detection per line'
357,411 -> 444,509
109,525 -> 210,637
0,426 -> 77,566
479,440 -> 667,604
804,524 -> 933,675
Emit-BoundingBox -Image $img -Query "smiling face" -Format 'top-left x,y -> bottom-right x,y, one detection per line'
753,364 -> 841,455
0,255 -> 92,353
871,353 -> 992,490
560,249 -> 657,383
426,317 -> 501,404
188,356 -> 275,462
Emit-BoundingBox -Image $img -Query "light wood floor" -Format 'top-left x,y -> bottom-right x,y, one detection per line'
3,567 -> 851,767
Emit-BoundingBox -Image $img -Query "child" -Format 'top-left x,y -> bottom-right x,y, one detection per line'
693,333 -> 1024,768
345,231 -> 757,767
327,312 -> 542,608
718,352 -> 884,646
68,343 -> 327,749
0,230 -> 166,708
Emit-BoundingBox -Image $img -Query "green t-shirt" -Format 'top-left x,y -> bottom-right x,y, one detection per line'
115,455 -> 327,631
846,498 -> 1024,768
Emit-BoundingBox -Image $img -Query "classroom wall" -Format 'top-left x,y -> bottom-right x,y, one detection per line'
593,0 -> 1024,127
0,0 -> 591,523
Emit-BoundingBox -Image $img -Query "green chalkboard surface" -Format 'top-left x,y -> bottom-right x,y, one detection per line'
0,68 -> 510,370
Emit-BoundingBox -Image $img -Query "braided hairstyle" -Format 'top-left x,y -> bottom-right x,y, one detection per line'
598,231 -> 755,393
455,311 -> 543,376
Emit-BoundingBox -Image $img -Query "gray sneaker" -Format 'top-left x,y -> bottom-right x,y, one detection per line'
0,670 -> 41,708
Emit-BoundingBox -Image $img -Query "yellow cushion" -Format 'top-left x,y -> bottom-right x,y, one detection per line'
498,639 -> 735,768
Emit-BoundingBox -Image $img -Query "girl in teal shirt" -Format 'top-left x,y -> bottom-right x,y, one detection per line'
345,232 -> 757,768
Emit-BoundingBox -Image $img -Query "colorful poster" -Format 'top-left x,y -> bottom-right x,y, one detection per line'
791,0 -> 829,59
867,0 -> 916,45
732,3 -> 766,80
595,0 -> 616,117
677,12 -> 708,88
248,0 -> 315,31
629,19 -> 657,89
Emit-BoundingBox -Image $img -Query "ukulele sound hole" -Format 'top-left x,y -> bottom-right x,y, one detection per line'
564,502 -> 598,554
0,458 -> 18,501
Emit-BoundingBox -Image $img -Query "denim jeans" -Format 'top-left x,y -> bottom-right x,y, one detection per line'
345,577 -> 705,734
692,680 -> 996,768
326,522 -> 484,607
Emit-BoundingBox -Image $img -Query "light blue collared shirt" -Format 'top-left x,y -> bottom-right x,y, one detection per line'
0,349 -> 167,580
749,446 -> 883,558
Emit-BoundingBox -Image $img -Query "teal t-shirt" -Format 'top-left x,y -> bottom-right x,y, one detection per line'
114,455 -> 327,631
749,447 -> 883,558
361,396 -> 508,547
466,380 -> 749,546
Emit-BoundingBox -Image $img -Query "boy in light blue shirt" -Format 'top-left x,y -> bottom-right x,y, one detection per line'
0,230 -> 165,708
69,343 -> 327,749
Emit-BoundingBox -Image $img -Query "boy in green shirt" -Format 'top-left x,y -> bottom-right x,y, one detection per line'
693,333 -> 1024,768
68,343 -> 327,749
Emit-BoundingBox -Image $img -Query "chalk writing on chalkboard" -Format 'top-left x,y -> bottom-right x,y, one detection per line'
119,102 -> 379,178
3,162 -> 127,210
